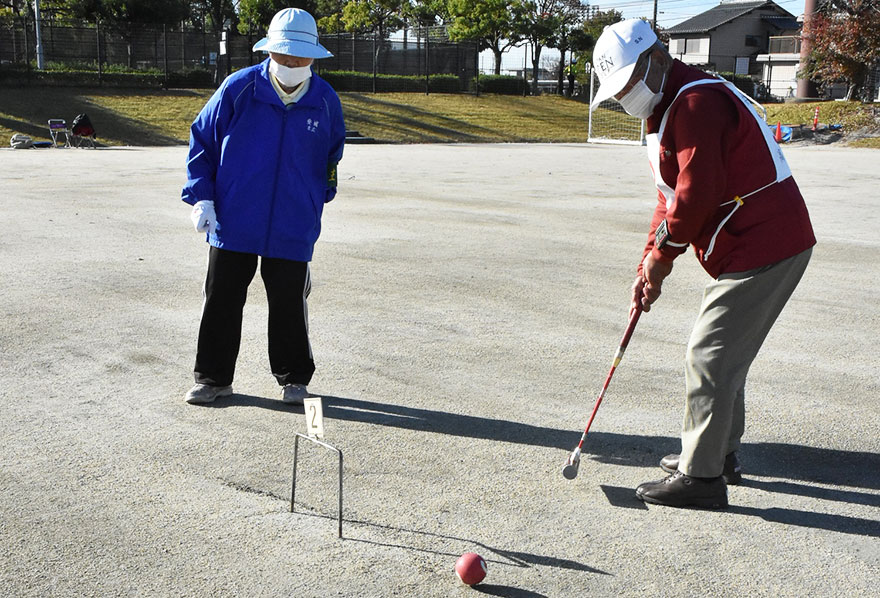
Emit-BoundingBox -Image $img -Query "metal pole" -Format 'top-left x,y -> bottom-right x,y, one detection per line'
337,451 -> 343,539
23,12 -> 30,72
34,0 -> 45,69
652,0 -> 658,32
226,29 -> 232,77
201,12 -> 207,68
163,23 -> 169,88
10,21 -> 16,64
96,19 -> 102,84
474,42 -> 480,96
425,25 -> 429,95
290,433 -> 344,539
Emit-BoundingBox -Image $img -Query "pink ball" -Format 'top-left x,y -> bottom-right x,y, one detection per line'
455,552 -> 487,585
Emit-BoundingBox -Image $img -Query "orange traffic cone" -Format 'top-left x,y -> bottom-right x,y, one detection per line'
774,121 -> 782,142
811,106 -> 819,131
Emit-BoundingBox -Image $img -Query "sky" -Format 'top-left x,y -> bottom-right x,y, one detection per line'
619,0 -> 805,28
477,0 -> 807,74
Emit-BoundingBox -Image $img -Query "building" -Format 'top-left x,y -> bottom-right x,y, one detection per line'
665,1 -> 800,76
754,31 -> 802,98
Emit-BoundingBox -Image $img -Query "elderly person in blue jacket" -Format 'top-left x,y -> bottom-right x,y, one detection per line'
181,8 -> 345,406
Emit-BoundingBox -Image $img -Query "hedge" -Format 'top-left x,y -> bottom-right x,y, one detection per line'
1,65 -> 533,96
318,70 -> 462,93
470,74 -> 529,95
0,65 -> 215,88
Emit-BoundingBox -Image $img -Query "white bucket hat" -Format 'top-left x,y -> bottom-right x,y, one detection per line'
252,8 -> 333,59
590,19 -> 657,109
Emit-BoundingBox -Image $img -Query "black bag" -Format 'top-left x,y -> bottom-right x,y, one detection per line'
71,113 -> 95,138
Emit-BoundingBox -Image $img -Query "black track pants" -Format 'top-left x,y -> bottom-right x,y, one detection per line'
194,246 -> 314,388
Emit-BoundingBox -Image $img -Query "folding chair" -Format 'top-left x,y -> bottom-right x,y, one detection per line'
48,119 -> 71,148
70,113 -> 97,148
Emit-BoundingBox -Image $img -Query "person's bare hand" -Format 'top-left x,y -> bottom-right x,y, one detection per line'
631,275 -> 648,315
636,253 -> 673,312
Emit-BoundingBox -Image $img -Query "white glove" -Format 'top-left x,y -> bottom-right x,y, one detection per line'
190,200 -> 217,235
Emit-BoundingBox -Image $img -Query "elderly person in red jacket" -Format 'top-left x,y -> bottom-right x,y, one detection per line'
591,19 -> 815,508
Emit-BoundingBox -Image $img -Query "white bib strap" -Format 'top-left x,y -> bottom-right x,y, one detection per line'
651,76 -> 793,260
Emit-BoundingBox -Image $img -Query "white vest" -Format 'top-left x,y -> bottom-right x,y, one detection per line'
646,78 -> 792,259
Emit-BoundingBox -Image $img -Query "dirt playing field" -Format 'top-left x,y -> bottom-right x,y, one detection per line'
1,143 -> 877,597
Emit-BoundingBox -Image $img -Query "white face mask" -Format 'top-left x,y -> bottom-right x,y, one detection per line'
618,56 -> 666,119
269,60 -> 312,88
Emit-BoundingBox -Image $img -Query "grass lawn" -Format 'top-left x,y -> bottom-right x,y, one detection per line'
0,86 -> 590,146
0,85 -> 876,147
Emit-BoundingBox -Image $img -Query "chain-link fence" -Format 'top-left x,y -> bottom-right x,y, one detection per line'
0,17 -> 480,92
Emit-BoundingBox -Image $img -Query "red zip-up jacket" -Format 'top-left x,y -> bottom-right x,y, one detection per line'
639,60 -> 815,279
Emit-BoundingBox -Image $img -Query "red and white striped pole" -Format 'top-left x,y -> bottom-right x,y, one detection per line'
811,106 -> 819,131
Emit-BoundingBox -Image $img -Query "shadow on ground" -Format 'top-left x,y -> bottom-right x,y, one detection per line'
0,87 -> 197,145
209,393 -> 880,537
288,509 -> 609,583
208,393 -> 880,493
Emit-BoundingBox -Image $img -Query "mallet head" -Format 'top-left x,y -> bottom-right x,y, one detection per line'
562,448 -> 581,480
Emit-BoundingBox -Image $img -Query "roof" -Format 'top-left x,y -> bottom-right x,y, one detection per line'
761,14 -> 801,31
665,1 -> 793,35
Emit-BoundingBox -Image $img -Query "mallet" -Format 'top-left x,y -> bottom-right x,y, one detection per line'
563,304 -> 643,480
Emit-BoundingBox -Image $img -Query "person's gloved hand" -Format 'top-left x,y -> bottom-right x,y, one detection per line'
190,200 -> 217,235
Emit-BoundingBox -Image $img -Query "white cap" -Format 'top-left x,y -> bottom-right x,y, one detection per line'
252,8 -> 333,59
590,19 -> 657,109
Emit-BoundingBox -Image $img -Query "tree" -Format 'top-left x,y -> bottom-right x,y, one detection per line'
405,0 -> 447,26
446,0 -> 525,75
316,0 -> 347,32
63,0 -> 190,67
237,0 -> 317,36
548,0 -> 589,94
0,0 -> 25,28
64,0 -> 190,25
802,0 -> 880,101
192,0 -> 237,33
564,27 -> 592,96
339,0 -> 405,39
517,0 -> 561,94
578,8 -> 622,67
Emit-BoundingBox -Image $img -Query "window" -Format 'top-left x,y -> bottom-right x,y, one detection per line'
745,35 -> 760,47
685,38 -> 704,54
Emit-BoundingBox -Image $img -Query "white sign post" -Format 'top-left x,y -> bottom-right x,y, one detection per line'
303,397 -> 325,440
291,396 -> 343,538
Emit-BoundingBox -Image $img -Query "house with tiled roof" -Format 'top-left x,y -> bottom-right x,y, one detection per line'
665,0 -> 800,76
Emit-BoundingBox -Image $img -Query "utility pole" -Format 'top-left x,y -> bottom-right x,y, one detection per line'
797,0 -> 819,99
652,0 -> 659,32
34,0 -> 45,69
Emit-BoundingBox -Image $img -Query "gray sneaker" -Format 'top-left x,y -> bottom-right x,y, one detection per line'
281,383 -> 309,405
185,384 -> 233,404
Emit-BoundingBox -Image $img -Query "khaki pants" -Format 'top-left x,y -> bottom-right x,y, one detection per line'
677,248 -> 812,478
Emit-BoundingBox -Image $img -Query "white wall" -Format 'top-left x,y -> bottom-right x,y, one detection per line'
670,36 -> 710,65
761,62 -> 798,97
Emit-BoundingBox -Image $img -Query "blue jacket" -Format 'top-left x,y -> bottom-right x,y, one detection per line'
182,59 -> 345,261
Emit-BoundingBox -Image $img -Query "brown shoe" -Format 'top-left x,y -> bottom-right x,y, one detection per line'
636,471 -> 728,509
660,451 -> 742,485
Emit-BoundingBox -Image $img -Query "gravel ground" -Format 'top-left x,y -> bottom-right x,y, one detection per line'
1,143 -> 877,597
